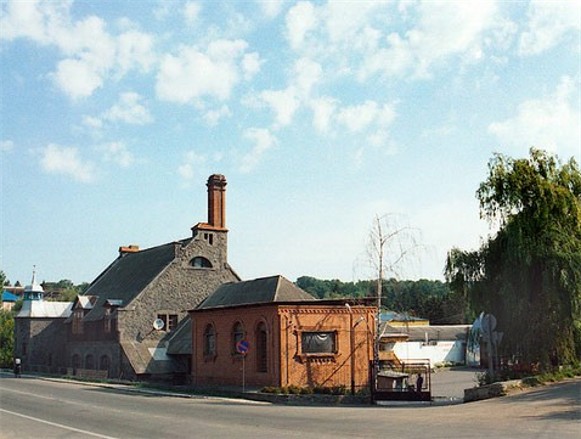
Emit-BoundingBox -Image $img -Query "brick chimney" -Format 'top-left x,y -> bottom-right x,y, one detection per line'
207,174 -> 227,229
119,245 -> 140,256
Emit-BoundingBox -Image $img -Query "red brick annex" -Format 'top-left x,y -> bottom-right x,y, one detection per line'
190,276 -> 376,392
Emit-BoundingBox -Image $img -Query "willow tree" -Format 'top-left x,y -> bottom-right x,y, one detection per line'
446,149 -> 581,368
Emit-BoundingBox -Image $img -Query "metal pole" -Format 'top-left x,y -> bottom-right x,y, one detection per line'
350,311 -> 355,395
242,354 -> 246,393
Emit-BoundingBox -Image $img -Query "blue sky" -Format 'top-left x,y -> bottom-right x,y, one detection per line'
1,0 -> 580,286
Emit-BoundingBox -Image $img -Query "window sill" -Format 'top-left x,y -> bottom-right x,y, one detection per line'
203,354 -> 217,363
295,353 -> 338,363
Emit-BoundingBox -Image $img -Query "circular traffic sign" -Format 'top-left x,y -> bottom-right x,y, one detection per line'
236,339 -> 249,355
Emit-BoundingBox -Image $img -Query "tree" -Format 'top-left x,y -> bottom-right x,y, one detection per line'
0,309 -> 14,368
446,149 -> 581,368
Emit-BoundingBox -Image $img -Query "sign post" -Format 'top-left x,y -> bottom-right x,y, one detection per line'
236,339 -> 250,392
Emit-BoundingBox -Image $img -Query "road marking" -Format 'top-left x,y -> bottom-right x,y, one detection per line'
0,408 -> 120,439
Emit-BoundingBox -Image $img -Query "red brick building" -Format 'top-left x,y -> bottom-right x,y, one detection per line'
190,276 -> 376,392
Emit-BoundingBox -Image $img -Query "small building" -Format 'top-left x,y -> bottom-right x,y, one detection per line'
190,275 -> 376,392
380,323 -> 470,367
1,290 -> 18,311
14,273 -> 73,373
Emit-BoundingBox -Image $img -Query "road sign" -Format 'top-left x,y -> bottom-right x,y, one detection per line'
236,339 -> 249,355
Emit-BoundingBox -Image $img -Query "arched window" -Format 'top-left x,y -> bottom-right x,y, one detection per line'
85,354 -> 94,369
256,322 -> 268,373
100,355 -> 110,371
190,257 -> 212,268
232,322 -> 245,354
72,354 -> 80,370
203,324 -> 216,357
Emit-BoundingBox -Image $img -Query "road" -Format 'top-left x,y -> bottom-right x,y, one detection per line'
0,375 -> 579,439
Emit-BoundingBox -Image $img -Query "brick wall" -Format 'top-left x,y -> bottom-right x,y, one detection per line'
191,303 -> 376,391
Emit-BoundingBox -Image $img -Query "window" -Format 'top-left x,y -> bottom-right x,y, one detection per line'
104,307 -> 111,333
232,322 -> 245,354
203,324 -> 216,357
203,233 -> 214,245
85,354 -> 94,369
301,332 -> 336,354
157,313 -> 178,332
256,322 -> 267,373
72,354 -> 80,370
72,309 -> 84,334
190,256 -> 212,268
100,355 -> 110,372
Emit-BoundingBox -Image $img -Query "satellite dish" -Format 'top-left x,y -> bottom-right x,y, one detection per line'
153,318 -> 165,331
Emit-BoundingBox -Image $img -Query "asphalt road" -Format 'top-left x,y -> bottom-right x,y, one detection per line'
0,375 -> 579,439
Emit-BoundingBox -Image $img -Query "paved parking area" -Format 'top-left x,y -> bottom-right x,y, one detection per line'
430,366 -> 484,399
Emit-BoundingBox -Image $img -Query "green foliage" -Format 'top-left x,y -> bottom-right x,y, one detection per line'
446,148 -> 581,368
296,276 -> 469,324
0,309 -> 15,368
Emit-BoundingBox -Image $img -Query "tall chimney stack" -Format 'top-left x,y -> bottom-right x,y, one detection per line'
207,174 -> 227,229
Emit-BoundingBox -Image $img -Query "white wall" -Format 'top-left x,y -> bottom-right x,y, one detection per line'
393,340 -> 466,366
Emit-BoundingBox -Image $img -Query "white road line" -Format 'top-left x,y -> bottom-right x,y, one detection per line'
0,408 -> 120,439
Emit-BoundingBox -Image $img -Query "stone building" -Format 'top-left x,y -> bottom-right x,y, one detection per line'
15,174 -> 240,381
64,174 -> 240,381
14,273 -> 73,373
190,275 -> 376,392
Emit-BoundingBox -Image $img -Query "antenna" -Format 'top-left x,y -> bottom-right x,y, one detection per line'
152,318 -> 165,331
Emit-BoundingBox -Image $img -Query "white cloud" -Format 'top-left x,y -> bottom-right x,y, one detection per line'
519,0 -> 581,56
336,101 -> 396,133
103,92 -> 153,125
53,58 -> 106,99
240,128 -> 277,172
488,76 -> 581,159
259,88 -> 300,128
40,144 -> 95,183
82,116 -> 103,130
0,0 -> 70,44
293,57 -> 322,97
1,140 -> 15,152
310,97 -> 337,134
177,150 -> 209,183
285,1 -> 317,50
116,30 -> 156,76
203,105 -> 232,126
283,0 -> 505,81
242,52 -> 262,80
156,39 -> 252,104
1,1 -> 155,99
257,0 -> 286,19
97,142 -> 134,168
183,1 -> 201,26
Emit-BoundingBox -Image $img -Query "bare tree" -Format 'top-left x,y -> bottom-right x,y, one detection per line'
366,213 -> 423,393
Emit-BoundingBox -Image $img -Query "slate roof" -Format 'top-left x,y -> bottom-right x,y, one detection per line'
82,240 -> 187,321
195,275 -> 315,310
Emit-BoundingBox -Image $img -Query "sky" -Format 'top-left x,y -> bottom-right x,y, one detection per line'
1,0 -> 580,287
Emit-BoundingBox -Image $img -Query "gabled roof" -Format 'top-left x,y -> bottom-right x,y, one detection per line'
195,275 -> 315,310
82,240 -> 186,321
75,295 -> 98,310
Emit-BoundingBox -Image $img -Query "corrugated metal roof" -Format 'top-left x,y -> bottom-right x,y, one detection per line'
195,275 -> 315,310
380,323 -> 471,341
17,300 -> 72,318
1,291 -> 18,302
